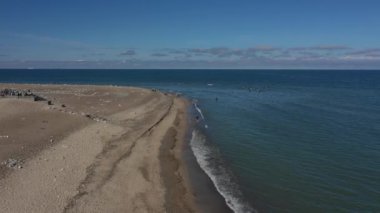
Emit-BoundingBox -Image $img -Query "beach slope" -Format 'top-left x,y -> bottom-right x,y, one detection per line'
0,84 -> 194,213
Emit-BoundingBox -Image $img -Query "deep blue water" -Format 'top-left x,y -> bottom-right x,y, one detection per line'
1,69 -> 380,212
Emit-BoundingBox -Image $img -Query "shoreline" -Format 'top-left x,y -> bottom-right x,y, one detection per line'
159,98 -> 233,213
0,83 -> 230,213
182,103 -> 234,213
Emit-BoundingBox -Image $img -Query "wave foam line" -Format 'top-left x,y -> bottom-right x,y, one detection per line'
193,103 -> 208,128
190,130 -> 256,213
194,103 -> 205,120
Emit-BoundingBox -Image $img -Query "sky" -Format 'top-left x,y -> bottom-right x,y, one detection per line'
1,0 -> 380,69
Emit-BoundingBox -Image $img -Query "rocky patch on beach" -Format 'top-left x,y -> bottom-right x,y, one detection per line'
1,158 -> 23,169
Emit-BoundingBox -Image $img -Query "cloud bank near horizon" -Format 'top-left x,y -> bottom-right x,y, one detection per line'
1,36 -> 380,69
0,46 -> 380,69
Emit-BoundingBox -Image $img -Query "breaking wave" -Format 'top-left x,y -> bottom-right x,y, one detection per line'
190,104 -> 256,213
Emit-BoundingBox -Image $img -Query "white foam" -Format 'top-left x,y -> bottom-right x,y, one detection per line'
190,130 -> 256,213
194,103 -> 208,128
194,103 -> 205,120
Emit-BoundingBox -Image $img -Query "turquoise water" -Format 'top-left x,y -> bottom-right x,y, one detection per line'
1,69 -> 379,212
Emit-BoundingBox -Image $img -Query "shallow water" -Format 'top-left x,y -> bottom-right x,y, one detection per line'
1,69 -> 380,212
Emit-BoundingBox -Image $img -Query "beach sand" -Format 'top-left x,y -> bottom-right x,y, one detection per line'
0,83 -> 201,213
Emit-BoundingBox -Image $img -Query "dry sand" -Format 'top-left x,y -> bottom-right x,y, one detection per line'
0,83 -> 197,213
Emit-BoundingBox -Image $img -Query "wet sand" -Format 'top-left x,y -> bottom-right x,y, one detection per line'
0,83 -> 210,212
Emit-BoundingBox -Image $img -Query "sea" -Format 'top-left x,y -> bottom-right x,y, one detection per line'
1,69 -> 379,212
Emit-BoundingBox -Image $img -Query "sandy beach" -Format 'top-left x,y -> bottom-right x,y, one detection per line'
0,83 -> 198,213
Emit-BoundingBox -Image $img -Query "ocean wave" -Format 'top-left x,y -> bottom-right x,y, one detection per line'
194,103 -> 205,120
190,129 -> 256,213
193,103 -> 208,128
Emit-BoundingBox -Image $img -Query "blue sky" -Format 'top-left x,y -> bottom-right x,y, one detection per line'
1,0 -> 380,69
